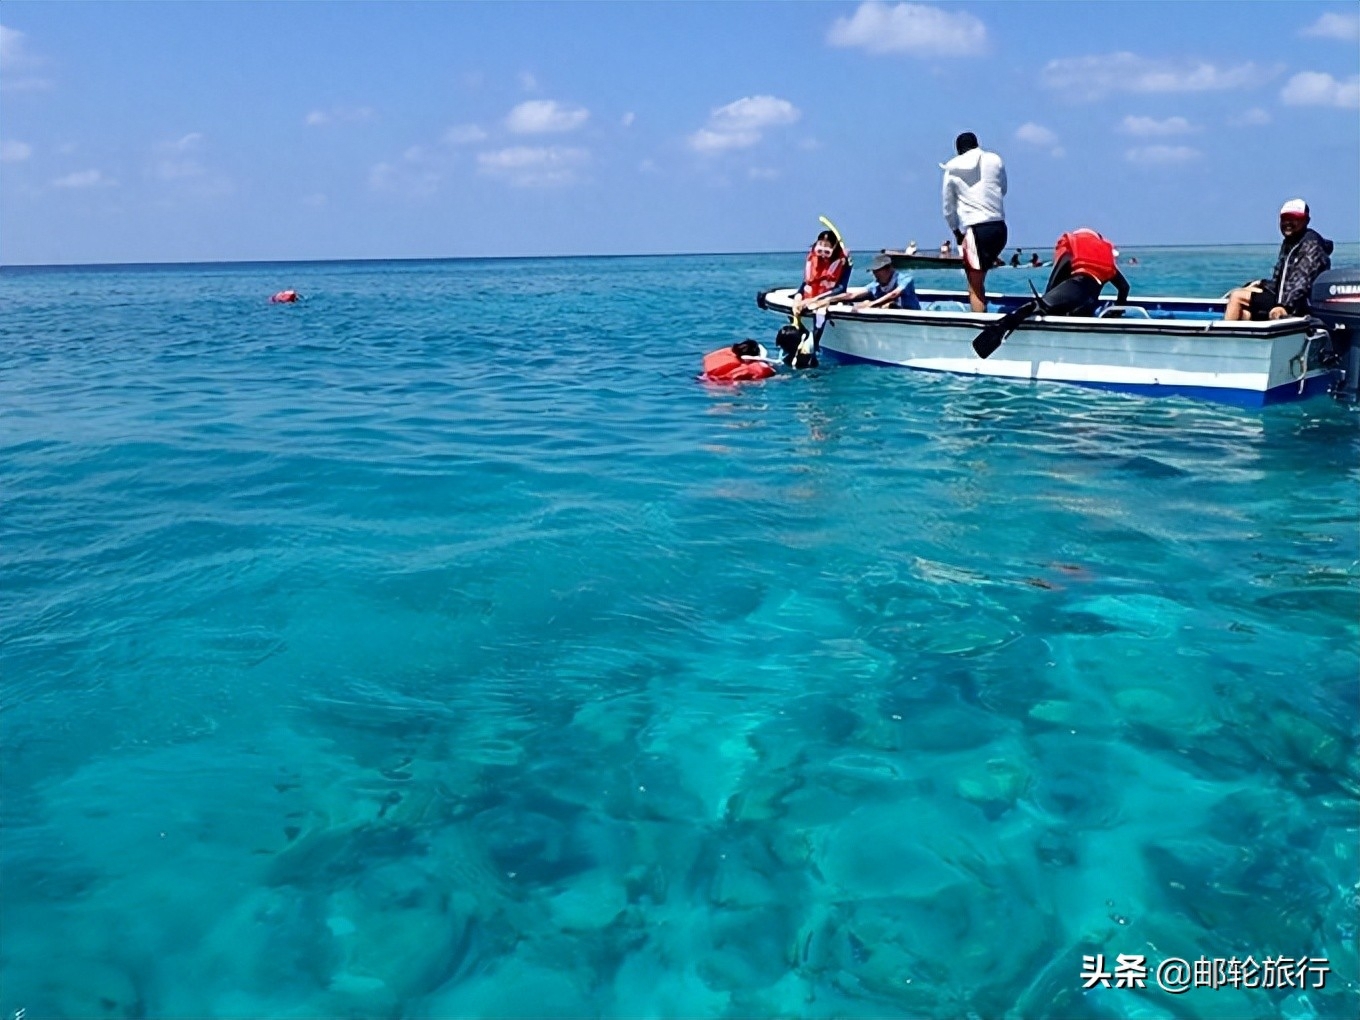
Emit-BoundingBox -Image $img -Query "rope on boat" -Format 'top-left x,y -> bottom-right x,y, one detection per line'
1292,334 -> 1313,394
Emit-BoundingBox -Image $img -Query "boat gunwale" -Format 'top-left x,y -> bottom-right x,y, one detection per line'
758,287 -> 1314,341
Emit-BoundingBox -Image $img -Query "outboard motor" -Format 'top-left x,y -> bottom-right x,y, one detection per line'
1308,268 -> 1360,400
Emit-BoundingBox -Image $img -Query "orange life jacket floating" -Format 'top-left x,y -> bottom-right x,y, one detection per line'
701,346 -> 776,383
270,289 -> 299,303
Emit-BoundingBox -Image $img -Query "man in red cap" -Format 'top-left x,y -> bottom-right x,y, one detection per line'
1224,199 -> 1333,320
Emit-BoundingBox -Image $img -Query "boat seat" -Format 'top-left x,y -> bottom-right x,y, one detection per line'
927,301 -> 970,312
1146,310 -> 1222,321
1097,305 -> 1151,319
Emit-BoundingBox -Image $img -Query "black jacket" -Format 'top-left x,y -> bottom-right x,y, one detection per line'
1271,228 -> 1333,314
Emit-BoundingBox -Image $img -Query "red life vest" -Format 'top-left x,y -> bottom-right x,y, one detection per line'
1054,229 -> 1117,284
701,347 -> 776,383
804,247 -> 848,299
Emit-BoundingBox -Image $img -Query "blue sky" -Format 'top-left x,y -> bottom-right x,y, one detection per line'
2,1 -> 1357,264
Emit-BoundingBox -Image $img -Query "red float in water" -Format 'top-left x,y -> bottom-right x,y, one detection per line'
701,346 -> 776,383
270,289 -> 299,303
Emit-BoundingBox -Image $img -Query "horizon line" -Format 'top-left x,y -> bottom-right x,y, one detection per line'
6,240 -> 1356,272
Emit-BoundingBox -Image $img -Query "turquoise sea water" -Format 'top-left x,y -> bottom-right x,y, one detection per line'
2,247 -> 1358,1019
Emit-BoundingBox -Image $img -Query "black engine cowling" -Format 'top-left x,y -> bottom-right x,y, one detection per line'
1309,268 -> 1360,339
1309,268 -> 1360,398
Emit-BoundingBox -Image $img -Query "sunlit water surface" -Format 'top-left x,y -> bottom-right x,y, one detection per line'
2,248 -> 1357,1018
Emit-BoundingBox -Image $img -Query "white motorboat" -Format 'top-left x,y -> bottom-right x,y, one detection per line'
756,277 -> 1359,406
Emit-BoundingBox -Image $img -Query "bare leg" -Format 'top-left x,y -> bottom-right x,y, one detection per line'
1224,287 -> 1252,321
964,266 -> 988,312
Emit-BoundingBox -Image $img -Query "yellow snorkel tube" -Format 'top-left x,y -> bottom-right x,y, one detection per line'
819,215 -> 847,257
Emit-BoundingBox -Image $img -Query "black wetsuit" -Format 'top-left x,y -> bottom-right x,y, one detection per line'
972,255 -> 1131,358
1038,255 -> 1130,317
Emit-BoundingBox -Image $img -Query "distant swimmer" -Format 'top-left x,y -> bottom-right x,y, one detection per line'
270,289 -> 299,303
1028,253 -> 1043,267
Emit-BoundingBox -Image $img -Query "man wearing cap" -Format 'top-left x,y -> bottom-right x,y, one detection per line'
1224,200 -> 1334,321
806,253 -> 921,311
941,131 -> 1007,313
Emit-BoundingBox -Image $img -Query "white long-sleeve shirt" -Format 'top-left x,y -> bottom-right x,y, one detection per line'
941,147 -> 1007,233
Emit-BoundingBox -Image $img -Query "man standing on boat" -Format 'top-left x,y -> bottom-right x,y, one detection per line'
941,132 -> 1007,312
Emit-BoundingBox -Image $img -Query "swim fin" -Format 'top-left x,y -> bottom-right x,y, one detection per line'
972,299 -> 1042,359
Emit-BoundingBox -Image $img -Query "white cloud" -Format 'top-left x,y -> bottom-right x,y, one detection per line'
639,158 -> 658,173
748,167 -> 779,180
1281,71 -> 1360,108
0,24 -> 53,92
827,2 -> 987,57
711,95 -> 800,132
1014,122 -> 1063,157
443,124 -> 487,145
1229,107 -> 1272,126
689,128 -> 760,153
689,95 -> 800,153
1120,115 -> 1194,136
1300,12 -> 1359,41
1015,122 -> 1057,147
1,138 -> 32,162
506,99 -> 589,134
304,105 -> 373,127
1042,52 -> 1274,100
0,24 -> 35,67
621,111 -> 636,128
1126,145 -> 1201,165
477,145 -> 588,186
52,169 -> 115,189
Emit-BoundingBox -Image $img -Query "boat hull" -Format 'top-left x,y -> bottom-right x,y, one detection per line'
759,288 -> 1336,406
880,251 -> 967,271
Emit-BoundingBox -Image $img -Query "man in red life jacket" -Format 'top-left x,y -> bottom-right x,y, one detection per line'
972,228 -> 1129,358
1041,228 -> 1130,316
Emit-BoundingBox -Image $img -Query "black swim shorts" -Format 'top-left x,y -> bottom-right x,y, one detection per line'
1245,279 -> 1279,320
963,221 -> 1008,272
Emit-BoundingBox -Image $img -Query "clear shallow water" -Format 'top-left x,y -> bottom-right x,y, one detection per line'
2,248 -> 1357,1019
